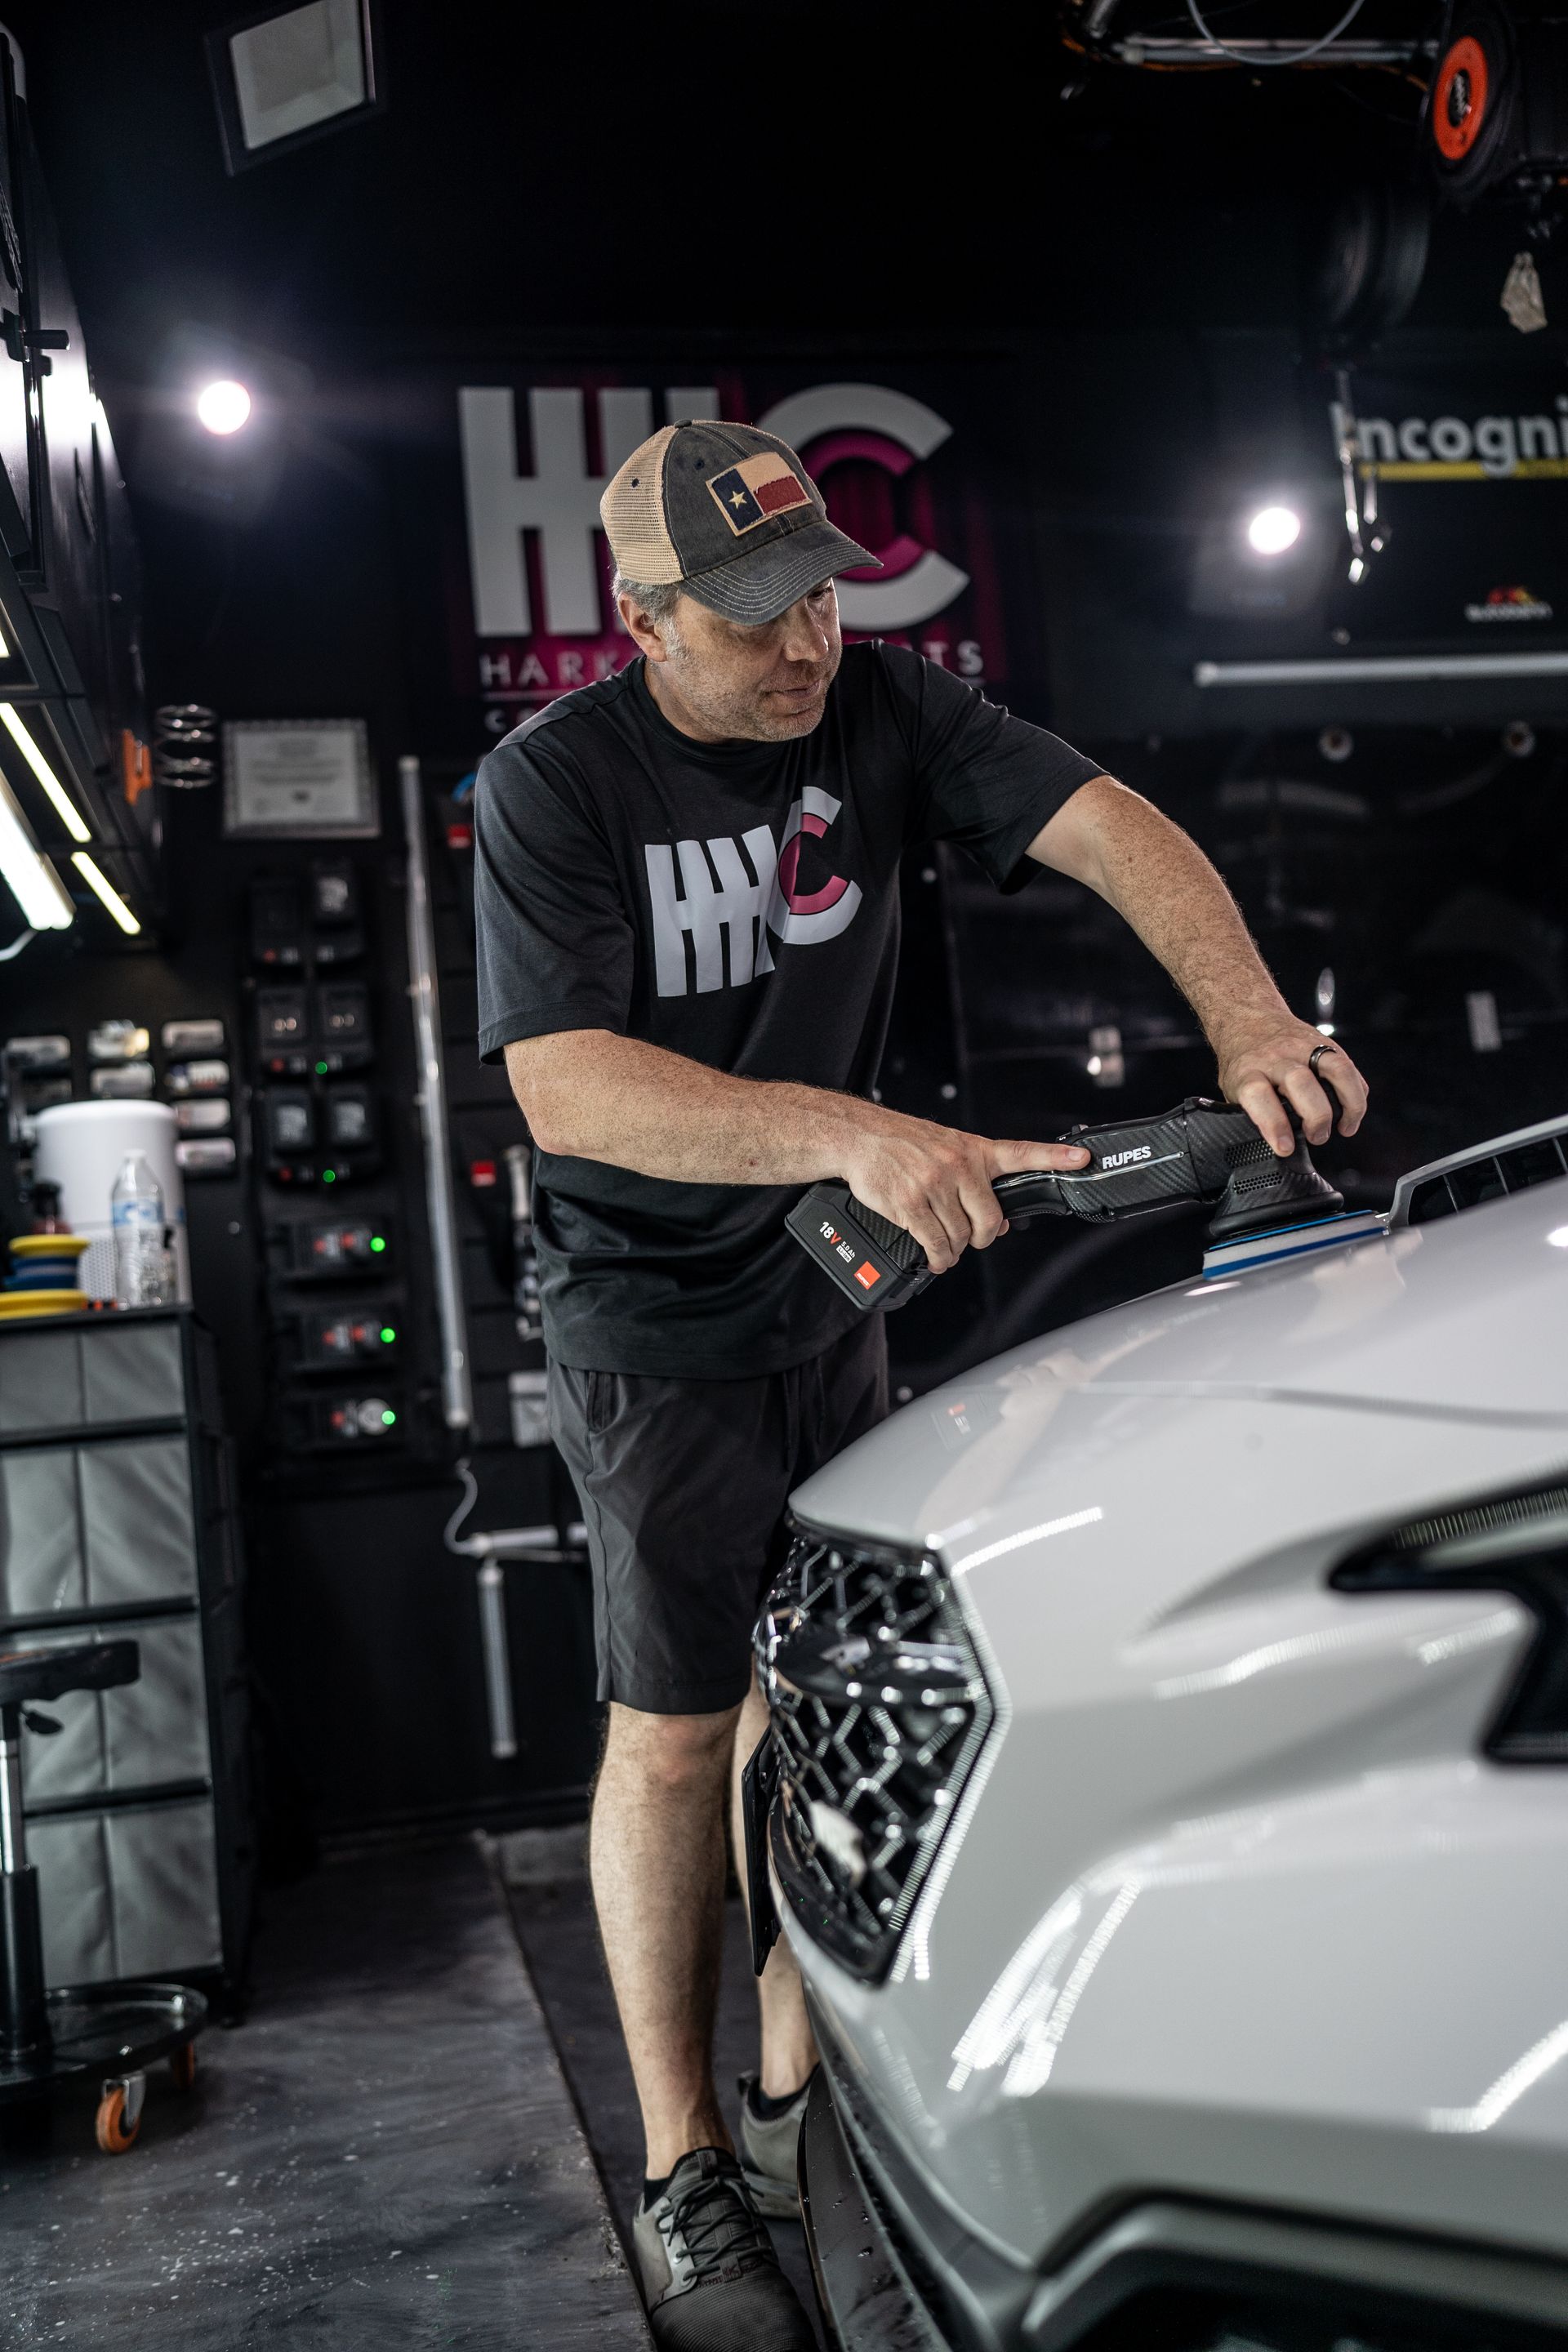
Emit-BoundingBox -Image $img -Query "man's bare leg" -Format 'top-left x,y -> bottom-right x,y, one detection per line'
591,1698 -> 742,2179
731,1668 -> 818,2098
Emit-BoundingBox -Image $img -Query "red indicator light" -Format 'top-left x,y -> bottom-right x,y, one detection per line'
470,1159 -> 497,1187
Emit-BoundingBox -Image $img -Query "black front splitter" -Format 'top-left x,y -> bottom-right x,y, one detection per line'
800,2065 -> 949,2352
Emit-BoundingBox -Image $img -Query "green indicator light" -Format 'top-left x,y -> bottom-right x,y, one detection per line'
323,1167 -> 336,1183
380,1327 -> 395,1345
369,1236 -> 385,1253
381,1408 -> 397,1427
315,1060 -> 329,1076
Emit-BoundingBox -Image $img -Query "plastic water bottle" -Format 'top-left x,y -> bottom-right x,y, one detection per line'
111,1152 -> 167,1307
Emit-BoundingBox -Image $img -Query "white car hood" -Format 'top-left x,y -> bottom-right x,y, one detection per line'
783,1183 -> 1568,2270
792,1184 -> 1568,1559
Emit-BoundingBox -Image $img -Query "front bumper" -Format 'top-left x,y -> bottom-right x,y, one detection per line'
801,2004 -> 1568,2352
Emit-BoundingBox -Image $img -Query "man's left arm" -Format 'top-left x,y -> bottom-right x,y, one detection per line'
1029,773 -> 1369,1156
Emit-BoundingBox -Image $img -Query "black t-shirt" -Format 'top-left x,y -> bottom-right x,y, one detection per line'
473,642 -> 1101,1378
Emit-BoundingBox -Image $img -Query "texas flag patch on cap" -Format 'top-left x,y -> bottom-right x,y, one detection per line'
706,450 -> 813,537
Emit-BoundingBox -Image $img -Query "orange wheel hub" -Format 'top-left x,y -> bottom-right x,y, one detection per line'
95,2084 -> 140,2154
1433,35 -> 1490,161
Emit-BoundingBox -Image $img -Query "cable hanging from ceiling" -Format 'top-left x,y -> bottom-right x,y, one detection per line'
1183,0 -> 1370,66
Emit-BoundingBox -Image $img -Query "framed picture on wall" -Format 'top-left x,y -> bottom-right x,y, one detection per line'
222,719 -> 379,838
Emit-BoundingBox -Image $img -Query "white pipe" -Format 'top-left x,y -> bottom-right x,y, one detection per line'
477,1562 -> 518,1759
399,754 -> 472,1431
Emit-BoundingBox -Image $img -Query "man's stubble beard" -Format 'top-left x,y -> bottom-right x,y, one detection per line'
663,633 -> 838,745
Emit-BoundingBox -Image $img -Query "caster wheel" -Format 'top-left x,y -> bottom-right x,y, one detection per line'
169,2041 -> 198,2094
96,2082 -> 141,2154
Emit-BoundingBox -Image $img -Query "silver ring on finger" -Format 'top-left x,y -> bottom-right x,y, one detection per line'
1309,1042 -> 1335,1078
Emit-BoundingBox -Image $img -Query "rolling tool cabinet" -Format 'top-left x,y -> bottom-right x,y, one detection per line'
0,1308 -> 252,2011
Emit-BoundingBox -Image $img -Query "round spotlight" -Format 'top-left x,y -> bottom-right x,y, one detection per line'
1246,504 -> 1302,555
195,379 -> 252,435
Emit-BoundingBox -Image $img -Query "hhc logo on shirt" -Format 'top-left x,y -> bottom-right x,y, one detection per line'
644,787 -> 862,996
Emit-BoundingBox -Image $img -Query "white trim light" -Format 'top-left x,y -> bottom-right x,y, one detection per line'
70,851 -> 141,935
0,702 -> 91,842
0,769 -> 72,929
1197,653 -> 1568,687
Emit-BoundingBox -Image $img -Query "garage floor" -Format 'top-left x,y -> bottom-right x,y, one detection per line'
497,1823 -> 827,2346
0,1838 -> 649,2349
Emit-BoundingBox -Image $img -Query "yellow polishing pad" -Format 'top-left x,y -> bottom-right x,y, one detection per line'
0,1289 -> 88,1316
11,1233 -> 91,1259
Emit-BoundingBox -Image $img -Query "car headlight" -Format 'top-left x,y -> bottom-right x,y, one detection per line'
1333,1478 -> 1568,1760
755,1521 -> 995,1984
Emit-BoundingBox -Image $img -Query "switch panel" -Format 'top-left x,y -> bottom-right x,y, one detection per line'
257,987 -> 310,1075
263,1089 -> 318,1182
305,1392 -> 403,1446
251,880 -> 305,967
176,1137 -> 237,1176
175,1098 -> 232,1134
246,861 -> 405,1459
90,1062 -> 155,1099
324,1085 -> 375,1152
316,982 -> 371,1059
162,1018 -> 226,1054
166,1058 -> 231,1095
310,858 -> 363,962
296,1306 -> 400,1370
273,1217 -> 393,1280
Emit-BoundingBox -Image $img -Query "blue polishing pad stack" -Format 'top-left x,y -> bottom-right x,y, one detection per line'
1200,1207 -> 1388,1281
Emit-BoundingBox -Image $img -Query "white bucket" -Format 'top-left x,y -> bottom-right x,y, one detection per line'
32,1100 -> 192,1303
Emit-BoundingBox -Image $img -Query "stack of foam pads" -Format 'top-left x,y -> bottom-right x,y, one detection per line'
1,1232 -> 90,1319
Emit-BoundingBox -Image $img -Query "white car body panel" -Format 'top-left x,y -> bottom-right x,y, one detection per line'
786,1186 -> 1568,2274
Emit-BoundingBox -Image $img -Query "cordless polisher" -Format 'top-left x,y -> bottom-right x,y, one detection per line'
786,1096 -> 1349,1312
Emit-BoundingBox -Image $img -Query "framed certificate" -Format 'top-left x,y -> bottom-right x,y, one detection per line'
222,719 -> 378,838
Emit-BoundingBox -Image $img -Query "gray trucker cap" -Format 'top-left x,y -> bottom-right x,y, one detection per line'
600,419 -> 880,625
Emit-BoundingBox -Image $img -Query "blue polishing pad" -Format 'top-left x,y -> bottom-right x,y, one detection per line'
1200,1207 -> 1387,1280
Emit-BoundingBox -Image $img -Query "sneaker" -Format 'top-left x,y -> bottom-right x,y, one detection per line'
737,2070 -> 813,2218
632,2145 -> 816,2351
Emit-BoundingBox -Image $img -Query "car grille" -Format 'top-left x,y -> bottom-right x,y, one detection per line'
755,1520 -> 994,1984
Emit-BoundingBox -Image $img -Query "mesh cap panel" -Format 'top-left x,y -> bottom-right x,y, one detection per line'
599,424 -> 683,583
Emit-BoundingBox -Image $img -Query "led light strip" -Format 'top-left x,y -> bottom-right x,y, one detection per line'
70,850 -> 141,934
0,702 -> 91,841
0,768 -> 72,929
1196,653 -> 1568,686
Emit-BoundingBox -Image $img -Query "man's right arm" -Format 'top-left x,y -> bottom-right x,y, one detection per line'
505,1029 -> 1089,1275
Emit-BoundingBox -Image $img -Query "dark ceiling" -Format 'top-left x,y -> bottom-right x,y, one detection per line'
0,0 -> 1539,384
0,0 -> 1548,717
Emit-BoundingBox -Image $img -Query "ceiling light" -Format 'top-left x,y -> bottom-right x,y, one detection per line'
196,379 -> 253,435
0,771 -> 72,929
207,0 -> 382,174
70,851 -> 141,935
0,704 -> 91,841
1246,505 -> 1303,556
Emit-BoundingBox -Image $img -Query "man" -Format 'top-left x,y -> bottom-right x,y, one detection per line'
474,419 -> 1367,2350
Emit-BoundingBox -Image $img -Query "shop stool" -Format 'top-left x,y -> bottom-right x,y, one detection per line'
0,1638 -> 207,2153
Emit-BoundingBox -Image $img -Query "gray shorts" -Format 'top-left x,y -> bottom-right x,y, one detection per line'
548,1320 -> 889,1716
